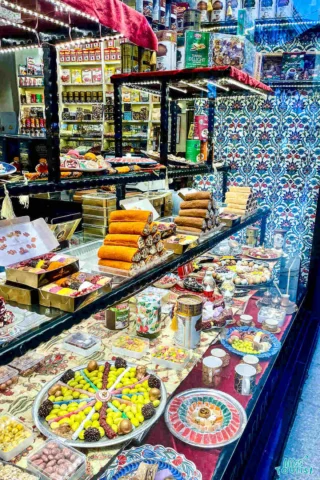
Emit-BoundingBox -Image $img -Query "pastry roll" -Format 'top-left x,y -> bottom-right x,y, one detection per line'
152,232 -> 161,243
178,208 -> 209,219
177,226 -> 202,234
149,245 -> 157,255
104,234 -> 145,249
175,216 -> 206,229
228,186 -> 252,193
140,248 -> 149,259
98,245 -> 141,262
98,259 -> 137,271
109,210 -> 153,224
156,241 -> 164,252
150,222 -> 158,234
183,191 -> 212,201
223,207 -> 247,215
145,235 -> 154,247
180,200 -> 212,210
109,222 -> 150,236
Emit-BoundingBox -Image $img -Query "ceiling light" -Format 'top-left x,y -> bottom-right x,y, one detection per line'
222,78 -> 269,97
0,0 -> 69,27
169,85 -> 187,93
207,80 -> 229,92
180,81 -> 208,92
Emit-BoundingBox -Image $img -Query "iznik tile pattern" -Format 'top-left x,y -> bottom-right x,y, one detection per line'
194,31 -> 320,284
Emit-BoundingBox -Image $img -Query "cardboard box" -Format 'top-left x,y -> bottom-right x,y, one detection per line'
0,281 -> 38,305
39,272 -> 112,312
82,193 -> 116,208
261,54 -> 283,81
163,234 -> 198,254
281,52 -> 305,81
209,33 -> 257,77
304,53 -> 320,80
185,31 -> 210,68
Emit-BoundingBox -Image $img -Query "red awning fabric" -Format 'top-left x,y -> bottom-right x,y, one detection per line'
62,0 -> 158,51
112,66 -> 273,93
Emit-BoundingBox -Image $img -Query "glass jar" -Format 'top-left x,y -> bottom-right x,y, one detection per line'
220,272 -> 235,305
202,269 -> 216,300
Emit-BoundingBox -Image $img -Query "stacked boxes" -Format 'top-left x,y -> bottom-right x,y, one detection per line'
82,193 -> 117,237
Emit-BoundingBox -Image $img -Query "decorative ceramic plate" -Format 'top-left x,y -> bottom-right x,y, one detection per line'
165,389 -> 247,448
33,361 -> 166,449
101,444 -> 202,480
221,326 -> 281,359
0,162 -> 16,177
245,248 -> 282,261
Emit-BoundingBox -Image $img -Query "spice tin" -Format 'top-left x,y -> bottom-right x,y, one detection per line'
174,294 -> 203,349
121,42 -> 139,73
183,9 -> 201,30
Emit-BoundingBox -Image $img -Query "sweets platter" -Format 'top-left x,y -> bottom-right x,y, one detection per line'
102,444 -> 202,480
221,326 -> 281,359
165,389 -> 247,449
32,361 -> 167,449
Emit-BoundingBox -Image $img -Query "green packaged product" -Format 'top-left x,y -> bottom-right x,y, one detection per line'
185,31 -> 209,68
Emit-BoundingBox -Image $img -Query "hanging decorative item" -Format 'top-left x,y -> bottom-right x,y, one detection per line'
1,185 -> 15,220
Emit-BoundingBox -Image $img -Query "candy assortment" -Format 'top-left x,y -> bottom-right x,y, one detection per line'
28,441 -> 85,480
35,359 -> 163,446
112,335 -> 149,359
246,246 -> 282,260
40,272 -> 110,297
0,415 -> 33,461
151,345 -> 190,370
9,354 -> 44,376
8,253 -> 77,274
223,327 -> 281,358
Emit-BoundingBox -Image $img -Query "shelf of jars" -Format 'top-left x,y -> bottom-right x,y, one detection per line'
0,207 -> 269,363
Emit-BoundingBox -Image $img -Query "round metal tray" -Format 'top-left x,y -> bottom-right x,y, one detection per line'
33,361 -> 167,448
165,388 -> 247,448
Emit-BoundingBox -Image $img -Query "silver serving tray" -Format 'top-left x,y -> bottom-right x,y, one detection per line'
33,361 -> 167,448
164,388 -> 247,448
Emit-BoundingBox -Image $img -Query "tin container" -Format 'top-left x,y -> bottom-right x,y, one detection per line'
82,193 -> 116,208
136,293 -> 162,338
106,302 -> 130,330
156,30 -> 177,71
143,0 -> 153,20
174,294 -> 203,349
139,47 -> 154,72
183,9 -> 201,30
246,226 -> 259,246
121,42 -> 139,73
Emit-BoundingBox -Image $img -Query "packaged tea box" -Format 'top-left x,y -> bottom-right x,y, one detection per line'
281,52 -> 305,80
185,31 -> 210,68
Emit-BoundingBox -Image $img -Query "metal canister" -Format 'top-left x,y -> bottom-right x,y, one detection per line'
121,42 -> 139,73
246,226 -> 259,246
136,293 -> 162,339
174,294 -> 203,349
156,30 -> 177,71
183,9 -> 201,30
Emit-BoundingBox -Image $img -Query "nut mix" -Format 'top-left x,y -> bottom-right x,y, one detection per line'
0,463 -> 38,480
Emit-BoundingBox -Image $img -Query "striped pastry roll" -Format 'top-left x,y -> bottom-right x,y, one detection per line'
140,248 -> 149,259
98,245 -> 141,263
152,231 -> 161,243
150,222 -> 158,234
109,222 -> 150,236
149,245 -> 157,255
104,234 -> 145,249
98,259 -> 138,271
145,235 -> 154,247
156,241 -> 164,252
